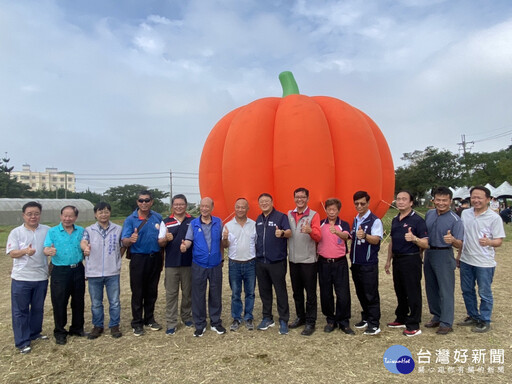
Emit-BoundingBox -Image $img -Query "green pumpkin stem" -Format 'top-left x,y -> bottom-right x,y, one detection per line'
279,71 -> 300,97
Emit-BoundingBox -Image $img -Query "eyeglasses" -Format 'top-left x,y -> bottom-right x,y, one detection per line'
138,198 -> 151,203
24,212 -> 41,217
354,202 -> 367,206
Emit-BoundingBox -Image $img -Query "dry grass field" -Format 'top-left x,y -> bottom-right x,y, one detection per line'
0,226 -> 511,383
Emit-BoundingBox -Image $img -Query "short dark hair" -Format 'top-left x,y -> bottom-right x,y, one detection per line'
61,205 -> 79,217
258,193 -> 273,201
325,198 -> 341,210
397,190 -> 416,206
139,190 -> 153,199
470,186 -> 491,198
94,202 -> 111,213
431,186 -> 453,199
353,190 -> 370,202
22,201 -> 42,213
172,194 -> 188,205
294,187 -> 309,198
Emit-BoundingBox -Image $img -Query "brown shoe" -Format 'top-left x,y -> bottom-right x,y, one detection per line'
110,326 -> 122,338
436,326 -> 453,335
87,326 -> 104,339
424,321 -> 440,328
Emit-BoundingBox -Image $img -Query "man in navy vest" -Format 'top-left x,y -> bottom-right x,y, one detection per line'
158,194 -> 194,335
181,197 -> 225,337
350,191 -> 383,335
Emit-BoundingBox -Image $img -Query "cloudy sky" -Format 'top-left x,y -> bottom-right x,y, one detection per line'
2,0 -> 512,200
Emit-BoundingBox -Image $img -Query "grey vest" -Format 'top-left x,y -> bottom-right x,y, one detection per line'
288,209 -> 318,264
84,222 -> 122,278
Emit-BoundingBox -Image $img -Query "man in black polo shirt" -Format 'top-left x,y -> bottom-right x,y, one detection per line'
385,191 -> 428,337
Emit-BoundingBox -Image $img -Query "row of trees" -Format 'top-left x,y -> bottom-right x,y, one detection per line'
395,145 -> 512,200
3,145 -> 511,211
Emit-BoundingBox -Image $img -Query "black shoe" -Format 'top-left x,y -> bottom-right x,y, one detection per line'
110,326 -> 122,338
324,323 -> 336,333
301,324 -> 315,336
69,330 -> 87,337
289,318 -> 306,329
55,337 -> 67,345
340,325 -> 355,335
354,320 -> 368,329
457,316 -> 478,327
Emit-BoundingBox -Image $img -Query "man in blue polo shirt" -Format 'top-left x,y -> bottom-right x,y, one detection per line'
121,190 -> 163,336
255,193 -> 291,335
181,197 -> 225,337
43,205 -> 85,345
424,186 -> 464,335
385,191 -> 428,337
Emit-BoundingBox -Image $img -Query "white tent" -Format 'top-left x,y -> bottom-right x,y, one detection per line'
452,186 -> 470,200
485,183 -> 496,196
493,181 -> 512,198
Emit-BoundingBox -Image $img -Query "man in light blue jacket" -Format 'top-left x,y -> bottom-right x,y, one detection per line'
81,202 -> 124,339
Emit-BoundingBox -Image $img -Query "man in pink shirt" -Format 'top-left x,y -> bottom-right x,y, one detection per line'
317,198 -> 355,335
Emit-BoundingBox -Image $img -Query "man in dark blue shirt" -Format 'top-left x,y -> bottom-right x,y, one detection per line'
255,193 -> 291,335
385,191 -> 428,337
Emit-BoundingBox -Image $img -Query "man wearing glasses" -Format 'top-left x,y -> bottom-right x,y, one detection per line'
350,191 -> 383,335
287,187 -> 321,336
6,202 -> 50,354
122,190 -> 163,336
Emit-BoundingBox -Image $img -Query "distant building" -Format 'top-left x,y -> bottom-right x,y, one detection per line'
11,164 -> 76,192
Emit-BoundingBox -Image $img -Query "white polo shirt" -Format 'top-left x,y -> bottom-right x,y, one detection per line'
6,224 -> 50,281
224,218 -> 256,262
460,208 -> 506,267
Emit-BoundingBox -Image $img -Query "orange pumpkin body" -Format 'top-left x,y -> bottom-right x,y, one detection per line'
199,73 -> 394,223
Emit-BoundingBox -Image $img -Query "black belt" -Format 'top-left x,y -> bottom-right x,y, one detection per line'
230,258 -> 255,264
131,252 -> 161,257
393,252 -> 420,258
54,262 -> 82,269
429,246 -> 451,250
319,256 -> 344,263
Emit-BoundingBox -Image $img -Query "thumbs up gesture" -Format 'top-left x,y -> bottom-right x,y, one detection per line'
165,232 -> 174,242
45,244 -> 57,257
301,219 -> 312,234
479,233 -> 490,247
180,240 -> 187,253
443,229 -> 454,244
222,226 -> 229,241
329,224 -> 337,235
404,227 -> 415,242
26,244 -> 36,256
275,226 -> 284,238
129,227 -> 139,244
356,226 -> 366,240
84,244 -> 91,256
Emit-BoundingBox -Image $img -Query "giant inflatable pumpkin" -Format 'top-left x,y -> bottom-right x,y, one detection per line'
199,71 -> 394,223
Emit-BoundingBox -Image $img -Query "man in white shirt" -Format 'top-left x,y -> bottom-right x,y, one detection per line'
457,186 -> 506,333
6,202 -> 50,354
222,198 -> 257,331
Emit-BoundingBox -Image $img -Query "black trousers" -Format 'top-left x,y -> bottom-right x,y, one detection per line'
351,263 -> 380,328
318,257 -> 351,327
51,263 -> 85,339
129,253 -> 162,328
392,253 -> 422,330
256,260 -> 289,323
289,261 -> 317,325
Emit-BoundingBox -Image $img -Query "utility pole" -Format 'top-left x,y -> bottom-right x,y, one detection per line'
457,134 -> 474,156
169,169 -> 173,208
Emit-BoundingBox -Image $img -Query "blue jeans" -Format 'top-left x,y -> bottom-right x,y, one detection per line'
11,279 -> 48,349
229,259 -> 256,322
88,275 -> 121,328
460,261 -> 495,323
